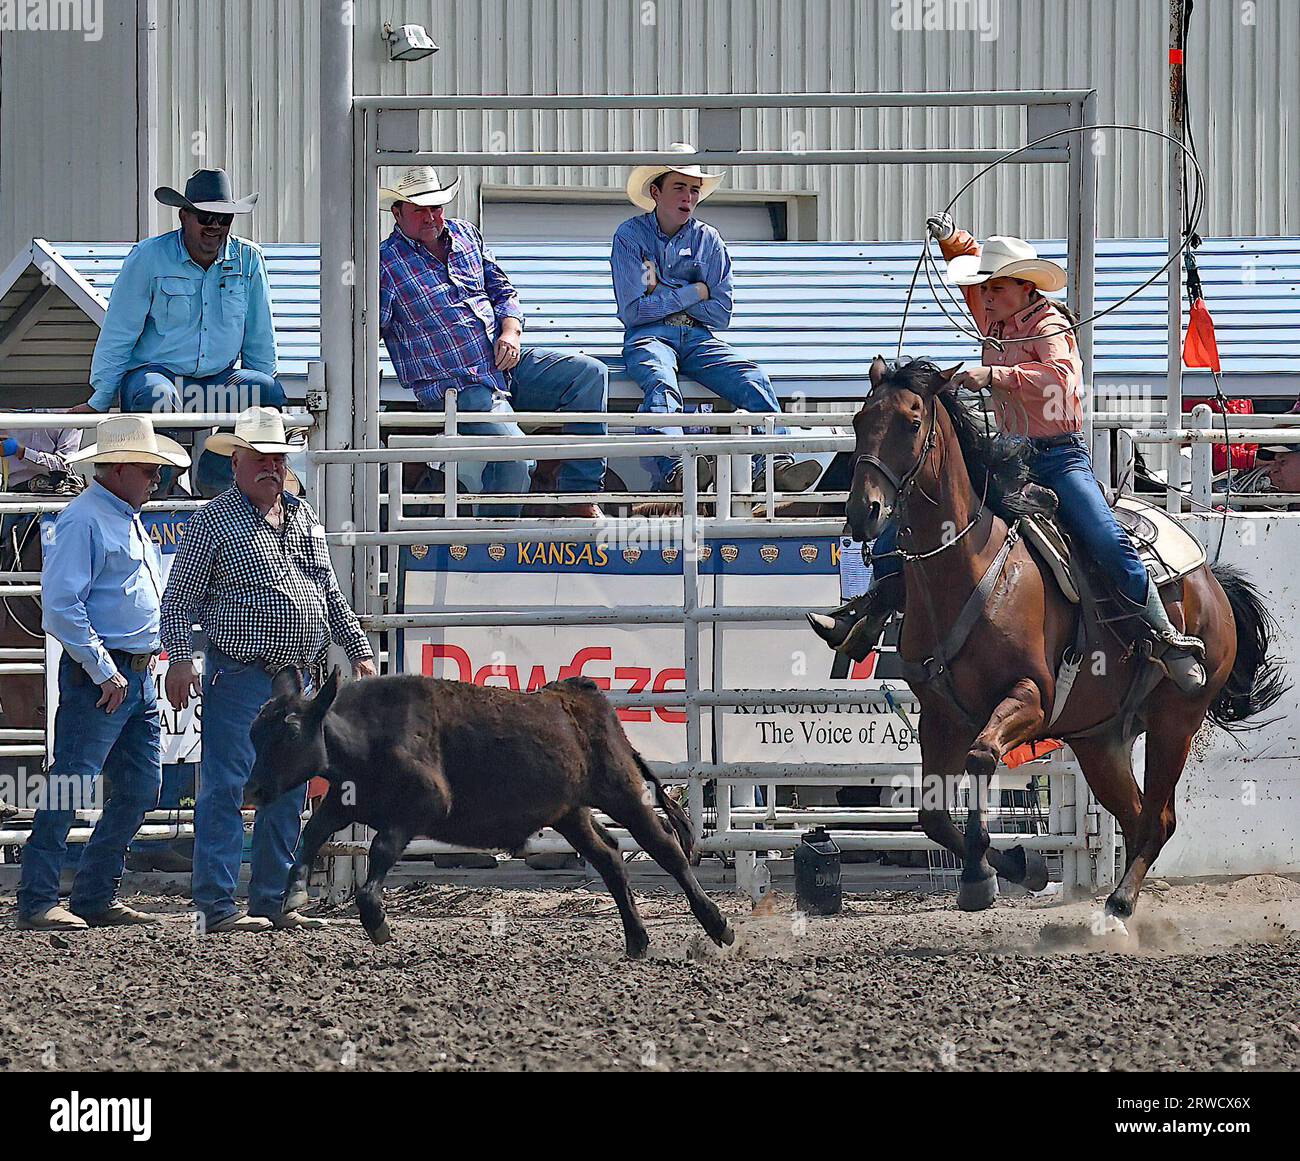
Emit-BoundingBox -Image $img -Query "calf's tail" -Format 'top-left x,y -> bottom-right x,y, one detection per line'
633,752 -> 699,865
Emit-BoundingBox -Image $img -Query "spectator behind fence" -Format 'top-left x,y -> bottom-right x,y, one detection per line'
160,407 -> 376,935
0,412 -> 83,494
73,168 -> 286,495
14,416 -> 189,931
378,166 -> 609,519
611,143 -> 821,496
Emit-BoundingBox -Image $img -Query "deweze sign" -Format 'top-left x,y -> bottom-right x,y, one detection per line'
396,536 -> 920,765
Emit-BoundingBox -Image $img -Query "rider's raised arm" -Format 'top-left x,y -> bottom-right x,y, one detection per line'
939,227 -> 988,332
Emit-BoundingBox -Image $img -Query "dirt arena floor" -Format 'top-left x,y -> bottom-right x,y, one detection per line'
2,875 -> 1298,1072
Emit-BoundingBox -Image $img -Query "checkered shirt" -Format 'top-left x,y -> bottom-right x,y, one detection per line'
160,487 -> 373,670
378,220 -> 525,402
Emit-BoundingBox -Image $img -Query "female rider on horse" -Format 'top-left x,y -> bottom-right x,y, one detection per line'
810,211 -> 1207,693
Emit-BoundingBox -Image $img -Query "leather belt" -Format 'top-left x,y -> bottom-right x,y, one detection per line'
110,649 -> 158,673
1032,433 -> 1083,449
662,310 -> 698,327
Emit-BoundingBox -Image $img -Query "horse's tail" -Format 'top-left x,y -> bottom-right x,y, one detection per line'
1207,563 -> 1288,729
633,751 -> 698,865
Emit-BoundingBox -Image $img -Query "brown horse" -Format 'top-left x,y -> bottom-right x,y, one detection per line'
837,358 -> 1283,917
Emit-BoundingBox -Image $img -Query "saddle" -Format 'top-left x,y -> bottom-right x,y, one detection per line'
1019,493 -> 1205,604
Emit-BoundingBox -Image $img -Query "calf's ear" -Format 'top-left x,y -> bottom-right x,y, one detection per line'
272,665 -> 303,699
307,666 -> 341,723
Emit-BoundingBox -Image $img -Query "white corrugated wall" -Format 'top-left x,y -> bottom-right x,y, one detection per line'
3,0 -> 1297,252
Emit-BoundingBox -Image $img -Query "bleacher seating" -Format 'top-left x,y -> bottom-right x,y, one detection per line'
25,237 -> 1300,404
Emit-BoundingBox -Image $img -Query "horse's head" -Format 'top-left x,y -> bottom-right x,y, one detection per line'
845,357 -> 960,543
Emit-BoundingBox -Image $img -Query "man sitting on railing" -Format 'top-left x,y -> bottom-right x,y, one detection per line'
378,166 -> 609,519
611,143 -> 821,497
71,169 -> 286,497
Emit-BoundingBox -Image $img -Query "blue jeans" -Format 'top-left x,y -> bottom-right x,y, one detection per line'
623,322 -> 791,488
414,348 -> 608,516
118,363 -> 287,414
870,435 -> 1148,605
119,363 -> 287,494
191,647 -> 307,924
16,653 -> 162,919
1032,435 -> 1149,606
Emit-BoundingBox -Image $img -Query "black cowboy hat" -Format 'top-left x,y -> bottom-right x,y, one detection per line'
154,168 -> 259,214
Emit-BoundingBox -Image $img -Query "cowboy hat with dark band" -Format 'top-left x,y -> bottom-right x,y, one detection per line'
155,168 -> 259,214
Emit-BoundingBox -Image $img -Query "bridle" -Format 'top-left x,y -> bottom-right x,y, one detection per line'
853,391 -> 990,563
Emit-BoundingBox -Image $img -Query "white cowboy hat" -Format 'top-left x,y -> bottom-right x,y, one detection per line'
626,143 -> 724,212
68,415 -> 190,469
204,407 -> 305,457
379,166 -> 461,210
946,236 -> 1068,292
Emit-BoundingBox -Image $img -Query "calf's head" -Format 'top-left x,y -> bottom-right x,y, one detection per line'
247,666 -> 340,807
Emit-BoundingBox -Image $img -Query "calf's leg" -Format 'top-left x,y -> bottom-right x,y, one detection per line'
603,790 -> 734,949
284,793 -> 349,913
553,809 -> 650,959
357,825 -> 411,945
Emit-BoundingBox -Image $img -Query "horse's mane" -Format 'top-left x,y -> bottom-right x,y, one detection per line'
882,358 -> 1036,515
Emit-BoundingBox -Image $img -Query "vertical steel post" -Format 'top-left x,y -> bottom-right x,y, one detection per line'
134,0 -> 158,242
1166,0 -> 1187,513
683,455 -> 705,842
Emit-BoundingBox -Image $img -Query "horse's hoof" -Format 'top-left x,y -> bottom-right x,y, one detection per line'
1003,845 -> 1050,892
367,920 -> 393,946
714,922 -> 736,948
626,940 -> 650,961
1105,891 -> 1135,919
957,872 -> 998,912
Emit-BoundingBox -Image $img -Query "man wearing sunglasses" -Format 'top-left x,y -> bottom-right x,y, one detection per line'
75,169 -> 284,427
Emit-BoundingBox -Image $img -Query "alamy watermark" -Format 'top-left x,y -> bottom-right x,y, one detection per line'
0,0 -> 103,42
890,0 -> 1000,42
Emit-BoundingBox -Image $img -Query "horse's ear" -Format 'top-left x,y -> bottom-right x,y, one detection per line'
869,356 -> 888,390
938,363 -> 964,385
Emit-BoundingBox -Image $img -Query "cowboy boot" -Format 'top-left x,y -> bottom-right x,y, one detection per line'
1138,576 -> 1207,693
807,572 -> 905,662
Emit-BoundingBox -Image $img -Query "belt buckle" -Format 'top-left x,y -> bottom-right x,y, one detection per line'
131,653 -> 153,673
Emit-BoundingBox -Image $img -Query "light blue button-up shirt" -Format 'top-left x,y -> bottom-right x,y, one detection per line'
88,229 -> 277,411
42,481 -> 165,684
610,212 -> 734,334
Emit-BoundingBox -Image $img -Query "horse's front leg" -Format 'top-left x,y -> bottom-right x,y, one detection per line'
959,679 -> 1047,910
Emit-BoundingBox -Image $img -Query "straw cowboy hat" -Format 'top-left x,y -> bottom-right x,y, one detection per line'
379,166 -> 461,210
946,236 -> 1068,292
68,415 -> 190,469
155,168 -> 259,214
626,143 -> 724,212
205,407 -> 305,457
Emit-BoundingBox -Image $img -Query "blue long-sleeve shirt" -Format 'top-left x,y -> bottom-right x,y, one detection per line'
42,481 -> 165,684
610,213 -> 734,334
88,230 -> 278,411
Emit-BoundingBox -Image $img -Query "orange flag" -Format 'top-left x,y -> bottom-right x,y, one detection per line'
1002,738 -> 1063,768
1183,298 -> 1222,374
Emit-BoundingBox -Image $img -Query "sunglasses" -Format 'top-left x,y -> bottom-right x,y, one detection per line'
191,210 -> 234,228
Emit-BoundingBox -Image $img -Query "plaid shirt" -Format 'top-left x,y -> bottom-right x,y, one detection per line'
160,487 -> 373,670
379,220 -> 525,404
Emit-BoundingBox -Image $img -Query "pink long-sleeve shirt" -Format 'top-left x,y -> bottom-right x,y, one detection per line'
940,229 -> 1083,439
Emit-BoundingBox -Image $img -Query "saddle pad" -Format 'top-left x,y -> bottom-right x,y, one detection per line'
1020,495 -> 1206,605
